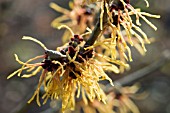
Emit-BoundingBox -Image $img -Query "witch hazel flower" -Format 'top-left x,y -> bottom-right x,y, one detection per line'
50,0 -> 100,43
7,0 -> 160,112
90,0 -> 160,72
7,25 -> 127,112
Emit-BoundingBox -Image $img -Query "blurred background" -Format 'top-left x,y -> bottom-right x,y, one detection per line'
0,0 -> 170,113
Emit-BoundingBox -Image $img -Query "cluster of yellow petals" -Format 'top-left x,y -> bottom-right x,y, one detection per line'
50,0 -> 160,73
96,0 -> 160,72
7,0 -> 160,112
7,33 -> 127,112
92,85 -> 141,113
82,0 -> 102,4
64,84 -> 142,113
50,0 -> 99,43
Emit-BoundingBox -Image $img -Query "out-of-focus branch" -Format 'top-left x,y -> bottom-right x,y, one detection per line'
114,50 -> 170,87
104,50 -> 170,93
11,94 -> 32,113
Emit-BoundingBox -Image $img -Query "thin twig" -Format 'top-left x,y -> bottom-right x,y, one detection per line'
104,50 -> 170,92
114,55 -> 168,87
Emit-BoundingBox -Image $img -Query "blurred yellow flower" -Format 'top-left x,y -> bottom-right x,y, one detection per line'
66,84 -> 141,113
82,0 -> 102,4
50,0 -> 99,43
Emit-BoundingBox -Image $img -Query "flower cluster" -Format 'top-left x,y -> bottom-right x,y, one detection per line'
67,84 -> 142,113
51,0 -> 160,72
8,25 -> 127,112
50,0 -> 99,43
7,0 -> 160,112
90,0 -> 160,72
92,85 -> 141,113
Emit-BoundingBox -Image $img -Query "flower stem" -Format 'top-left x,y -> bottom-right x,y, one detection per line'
84,1 -> 108,47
